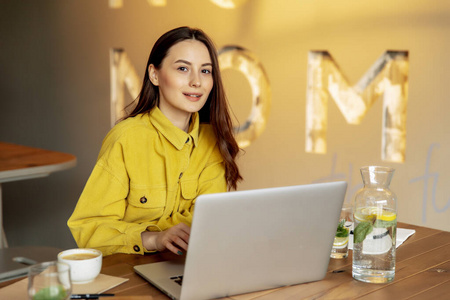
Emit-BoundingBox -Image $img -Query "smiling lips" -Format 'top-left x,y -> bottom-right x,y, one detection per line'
183,93 -> 203,101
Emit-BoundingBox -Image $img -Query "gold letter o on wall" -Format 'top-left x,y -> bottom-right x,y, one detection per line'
219,46 -> 271,148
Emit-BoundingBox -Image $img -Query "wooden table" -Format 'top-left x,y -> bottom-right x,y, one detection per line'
100,223 -> 450,299
0,222 -> 448,299
0,142 -> 77,248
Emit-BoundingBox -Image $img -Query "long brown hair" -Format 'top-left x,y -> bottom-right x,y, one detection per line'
124,26 -> 242,190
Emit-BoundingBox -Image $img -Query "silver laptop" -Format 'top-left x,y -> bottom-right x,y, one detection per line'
134,181 -> 347,300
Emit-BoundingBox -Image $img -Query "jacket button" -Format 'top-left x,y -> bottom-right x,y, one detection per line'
140,196 -> 147,204
133,245 -> 140,252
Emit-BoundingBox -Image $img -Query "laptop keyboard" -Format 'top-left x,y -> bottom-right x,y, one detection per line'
170,275 -> 183,286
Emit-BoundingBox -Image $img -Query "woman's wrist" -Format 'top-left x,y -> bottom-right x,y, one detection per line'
141,231 -> 160,251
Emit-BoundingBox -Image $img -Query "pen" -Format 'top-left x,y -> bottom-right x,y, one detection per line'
70,294 -> 115,299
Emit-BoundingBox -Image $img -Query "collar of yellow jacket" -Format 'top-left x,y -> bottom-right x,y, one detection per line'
148,107 -> 200,150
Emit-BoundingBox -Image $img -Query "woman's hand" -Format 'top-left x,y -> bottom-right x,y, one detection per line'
142,223 -> 190,255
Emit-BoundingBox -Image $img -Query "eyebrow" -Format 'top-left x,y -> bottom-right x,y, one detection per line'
174,59 -> 212,67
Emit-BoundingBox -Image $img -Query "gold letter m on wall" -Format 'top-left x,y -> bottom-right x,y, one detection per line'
305,51 -> 409,163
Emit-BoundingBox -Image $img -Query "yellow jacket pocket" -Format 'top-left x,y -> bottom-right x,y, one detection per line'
181,180 -> 198,200
125,188 -> 166,222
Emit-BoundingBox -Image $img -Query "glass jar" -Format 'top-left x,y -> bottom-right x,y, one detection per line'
352,166 -> 397,283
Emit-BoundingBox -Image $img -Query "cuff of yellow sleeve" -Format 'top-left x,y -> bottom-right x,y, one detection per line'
146,224 -> 162,232
128,224 -> 157,255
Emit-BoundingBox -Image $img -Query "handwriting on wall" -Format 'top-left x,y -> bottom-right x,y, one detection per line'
311,153 -> 362,204
305,51 -> 409,163
312,143 -> 450,225
409,143 -> 450,222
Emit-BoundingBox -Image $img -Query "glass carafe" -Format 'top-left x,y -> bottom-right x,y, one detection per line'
352,166 -> 397,283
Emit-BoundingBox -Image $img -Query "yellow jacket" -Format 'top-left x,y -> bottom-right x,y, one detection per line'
68,108 -> 226,256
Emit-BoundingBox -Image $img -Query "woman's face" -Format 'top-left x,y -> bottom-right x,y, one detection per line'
149,39 -> 214,127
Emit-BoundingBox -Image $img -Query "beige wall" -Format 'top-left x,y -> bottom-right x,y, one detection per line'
0,0 -> 448,249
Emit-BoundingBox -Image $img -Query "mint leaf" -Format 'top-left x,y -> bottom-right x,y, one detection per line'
335,219 -> 349,238
336,229 -> 349,238
374,219 -> 397,228
354,221 -> 373,244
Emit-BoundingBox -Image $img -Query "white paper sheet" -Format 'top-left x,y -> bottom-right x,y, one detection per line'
348,228 -> 416,250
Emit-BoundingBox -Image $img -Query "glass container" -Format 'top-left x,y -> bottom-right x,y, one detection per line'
352,166 -> 397,283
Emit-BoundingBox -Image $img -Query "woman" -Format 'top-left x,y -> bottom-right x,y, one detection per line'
68,27 -> 242,256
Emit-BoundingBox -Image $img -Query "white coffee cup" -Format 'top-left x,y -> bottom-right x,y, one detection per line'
57,248 -> 102,284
